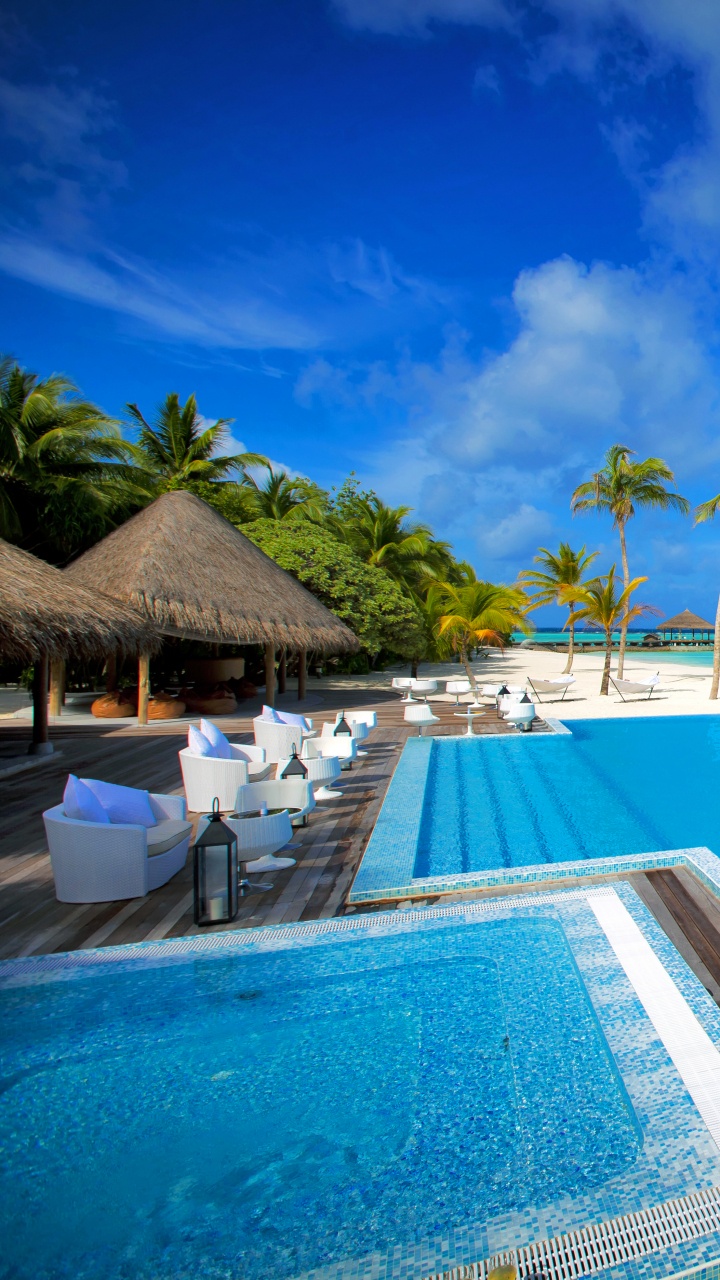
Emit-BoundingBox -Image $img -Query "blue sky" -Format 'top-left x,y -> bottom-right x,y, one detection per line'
4,1 -> 720,620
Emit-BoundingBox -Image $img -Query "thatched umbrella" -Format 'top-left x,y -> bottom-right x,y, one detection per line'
0,539 -> 160,754
65,491 -> 359,721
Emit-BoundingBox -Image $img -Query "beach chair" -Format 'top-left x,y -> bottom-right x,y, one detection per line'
609,672 -> 661,701
527,675 -> 576,702
404,704 -> 440,736
446,679 -> 472,703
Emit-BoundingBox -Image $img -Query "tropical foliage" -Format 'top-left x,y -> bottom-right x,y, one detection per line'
427,578 -> 531,689
561,569 -> 655,695
242,519 -> 427,662
126,393 -> 266,494
693,494 -> 720,699
519,543 -> 598,674
571,445 -> 688,677
0,358 -> 139,562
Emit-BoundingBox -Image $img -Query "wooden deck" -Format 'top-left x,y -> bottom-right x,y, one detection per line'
0,689 -> 544,959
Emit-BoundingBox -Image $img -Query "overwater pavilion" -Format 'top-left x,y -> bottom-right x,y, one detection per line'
64,491 -> 359,723
657,608 -> 715,643
0,537 -> 160,754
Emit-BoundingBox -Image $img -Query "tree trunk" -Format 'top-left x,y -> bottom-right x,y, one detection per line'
411,657 -> 419,679
617,521 -> 630,679
460,646 -> 477,691
564,608 -> 575,674
105,654 -> 118,692
600,632 -> 612,695
29,654 -> 52,755
297,650 -> 307,702
278,650 -> 286,695
711,592 -> 720,699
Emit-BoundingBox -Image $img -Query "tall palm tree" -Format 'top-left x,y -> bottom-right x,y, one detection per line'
237,463 -> 328,522
571,445 -> 689,678
561,569 -> 655,695
693,494 -> 720,698
519,543 -> 599,674
428,579 -> 531,691
126,393 -> 266,493
0,357 -> 137,561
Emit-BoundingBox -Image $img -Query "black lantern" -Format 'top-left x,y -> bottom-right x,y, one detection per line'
334,711 -> 352,736
193,798 -> 239,926
519,691 -> 531,703
281,743 -> 308,779
495,684 -> 509,714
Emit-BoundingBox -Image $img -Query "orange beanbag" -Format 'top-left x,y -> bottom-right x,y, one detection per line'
91,692 -> 137,719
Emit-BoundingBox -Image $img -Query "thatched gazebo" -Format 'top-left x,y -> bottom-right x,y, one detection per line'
658,609 -> 714,642
0,539 -> 160,754
64,491 -> 359,722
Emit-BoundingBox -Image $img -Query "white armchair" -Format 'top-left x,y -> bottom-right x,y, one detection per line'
319,722 -> 359,769
43,792 -> 191,903
504,701 -> 537,731
179,743 -> 271,813
276,751 -> 343,800
446,679 -> 472,703
404,704 -> 440,735
410,679 -> 438,701
391,677 -> 415,702
234,778 -> 316,827
344,710 -> 377,731
253,716 -> 315,763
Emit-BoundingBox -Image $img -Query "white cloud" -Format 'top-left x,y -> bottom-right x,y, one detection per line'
330,0 -> 515,35
478,504 -> 554,557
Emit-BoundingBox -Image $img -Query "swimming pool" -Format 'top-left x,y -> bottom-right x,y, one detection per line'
352,716 -> 720,900
3,887 -> 720,1280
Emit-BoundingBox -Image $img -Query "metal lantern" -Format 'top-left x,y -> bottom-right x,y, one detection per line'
193,797 -> 239,926
280,743 -> 308,779
334,711 -> 352,736
519,691 -> 531,704
495,684 -> 509,713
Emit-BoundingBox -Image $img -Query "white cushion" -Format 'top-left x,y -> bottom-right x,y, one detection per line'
261,704 -> 283,723
146,818 -> 193,856
275,710 -> 310,731
188,724 -> 213,757
200,719 -> 233,759
63,775 -> 110,824
82,779 -> 157,828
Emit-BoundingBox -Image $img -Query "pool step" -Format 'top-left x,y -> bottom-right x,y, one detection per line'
422,1183 -> 720,1280
637,868 -> 720,1005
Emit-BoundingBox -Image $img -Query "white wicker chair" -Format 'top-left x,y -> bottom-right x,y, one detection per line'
344,710 -> 377,731
446,679 -> 472,703
276,752 -> 343,800
199,808 -> 294,870
391,677 -> 415,701
404,704 -> 440,735
503,701 -> 537,731
319,722 -> 359,769
234,778 -> 316,827
253,717 -> 315,763
179,743 -> 271,813
43,792 -> 190,903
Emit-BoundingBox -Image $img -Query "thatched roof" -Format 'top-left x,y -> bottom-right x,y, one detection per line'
658,608 -> 714,631
64,491 -> 360,653
0,539 -> 160,664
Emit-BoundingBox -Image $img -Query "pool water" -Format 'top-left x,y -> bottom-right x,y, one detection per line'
414,716 -> 720,877
0,918 -> 641,1280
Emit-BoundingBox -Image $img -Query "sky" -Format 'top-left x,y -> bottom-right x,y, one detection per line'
4,1 -> 720,621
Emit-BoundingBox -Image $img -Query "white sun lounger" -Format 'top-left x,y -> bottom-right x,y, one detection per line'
609,673 -> 661,701
527,676 -> 576,702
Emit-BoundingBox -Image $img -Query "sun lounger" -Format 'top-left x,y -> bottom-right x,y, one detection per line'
527,676 -> 576,702
609,673 -> 661,701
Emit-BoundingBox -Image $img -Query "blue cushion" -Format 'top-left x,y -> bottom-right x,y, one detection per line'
200,718 -> 233,759
82,779 -> 156,828
188,724 -> 214,757
63,775 -> 110,824
276,710 -> 310,731
261,704 -> 283,724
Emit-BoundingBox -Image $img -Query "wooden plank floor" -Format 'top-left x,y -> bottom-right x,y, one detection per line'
0,688 -> 548,958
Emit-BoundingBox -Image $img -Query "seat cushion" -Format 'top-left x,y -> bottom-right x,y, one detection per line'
63,775 -> 110,824
82,779 -> 156,827
146,818 -> 193,857
200,718 -> 233,759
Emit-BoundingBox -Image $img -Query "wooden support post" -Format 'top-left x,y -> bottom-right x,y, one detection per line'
105,653 -> 118,692
278,650 -> 286,695
29,653 -> 52,755
264,642 -> 276,706
138,652 -> 150,726
49,659 -> 65,717
297,649 -> 307,702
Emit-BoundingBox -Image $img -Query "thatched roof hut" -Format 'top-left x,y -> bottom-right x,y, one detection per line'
658,609 -> 714,633
64,491 -> 359,653
0,538 -> 160,665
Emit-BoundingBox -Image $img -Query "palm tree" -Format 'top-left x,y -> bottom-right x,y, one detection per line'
0,357 -> 138,561
126,393 -> 266,493
560,569 -> 655,695
428,579 -> 531,691
519,543 -> 599,674
237,463 -> 328,522
336,495 -> 454,595
693,495 -> 720,698
571,445 -> 689,678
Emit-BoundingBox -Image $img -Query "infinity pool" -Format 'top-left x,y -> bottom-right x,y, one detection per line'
0,915 -> 640,1280
414,716 -> 720,878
